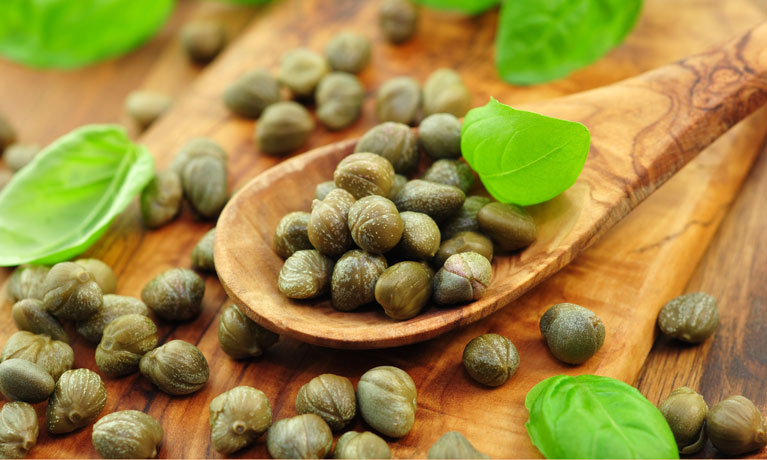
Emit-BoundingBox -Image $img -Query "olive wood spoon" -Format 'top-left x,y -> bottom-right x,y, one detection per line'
215,22 -> 767,349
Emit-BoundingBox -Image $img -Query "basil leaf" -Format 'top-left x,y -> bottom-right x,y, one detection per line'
461,98 -> 590,206
0,0 -> 175,69
495,0 -> 643,85
0,125 -> 154,266
525,375 -> 679,459
413,0 -> 499,15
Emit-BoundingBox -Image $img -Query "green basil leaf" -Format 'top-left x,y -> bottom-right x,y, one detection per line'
495,0 -> 643,85
525,375 -> 679,459
0,0 -> 175,69
413,0 -> 499,15
0,125 -> 154,266
461,98 -> 590,206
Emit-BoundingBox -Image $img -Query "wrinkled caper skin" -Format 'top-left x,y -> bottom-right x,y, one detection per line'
315,181 -> 337,200
434,231 -> 493,268
96,314 -> 158,377
540,303 -> 605,365
433,252 -> 492,306
325,31 -> 371,74
376,77 -> 422,125
375,262 -> 433,320
182,153 -> 228,219
316,72 -> 365,130
92,410 -> 163,459
419,113 -> 461,160
4,144 -> 40,172
256,101 -> 316,156
334,431 -> 391,459
1,331 -> 74,381
296,374 -> 356,431
266,414 -> 333,459
658,292 -> 719,343
477,202 -> 537,251
224,69 -> 281,119
181,20 -> 226,64
141,268 -> 204,321
707,395 -> 767,455
125,91 -> 172,130
335,152 -> 395,199
278,48 -> 330,97
659,387 -> 708,454
441,196 -> 491,239
379,0 -> 419,44
395,180 -> 465,223
462,334 -> 519,387
170,138 -> 227,175
41,262 -> 102,321
278,250 -> 335,300
6,265 -> 49,303
331,250 -> 388,311
46,369 -> 107,434
210,386 -> 272,454
140,340 -> 209,395
274,212 -> 312,259
357,366 -> 417,438
348,196 -> 403,254
394,212 -> 441,260
191,228 -> 216,272
12,299 -> 68,343
423,69 -> 471,118
0,359 -> 55,404
75,258 -> 117,294
75,294 -> 149,343
0,402 -> 38,459
427,431 -> 489,459
140,170 -> 183,228
422,160 -> 474,193
0,114 -> 16,153
218,304 -> 279,359
308,189 -> 356,257
355,122 -> 419,175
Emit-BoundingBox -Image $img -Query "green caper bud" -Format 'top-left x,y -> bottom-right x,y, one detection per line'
266,414 -> 332,459
394,180 -> 465,223
274,211 -> 312,259
707,395 -> 767,455
139,340 -> 209,395
170,138 -> 227,175
295,374 -> 356,431
659,387 -> 708,454
315,181 -> 337,200
75,294 -> 149,343
182,153 -> 228,219
0,402 -> 38,459
423,69 -> 471,118
334,152 -> 395,199
418,113 -> 461,159
308,189 -> 356,257
140,170 -> 183,228
331,250 -> 388,312
141,268 -> 204,321
427,431 -> 489,459
389,174 -> 407,200
334,431 -> 391,459
375,261 -> 433,320
0,359 -> 55,403
4,144 -> 40,172
540,303 -> 605,365
394,212 -> 440,260
46,369 -> 107,434
218,304 -> 278,359
210,386 -> 272,454
180,20 -> 226,64
348,196 -> 403,254
125,90 -> 172,130
11,299 -> 68,343
376,76 -> 421,125
75,258 -> 117,294
433,252 -> 492,306
41,262 -> 102,321
278,48 -> 329,97
379,0 -> 419,44
357,366 -> 417,438
92,410 -> 163,459
190,228 -> 216,272
477,202 -> 537,251
316,72 -> 365,130
462,334 -> 519,387
256,101 -> 315,156
657,292 -> 719,343
325,31 -> 371,74
1,331 -> 73,381
434,231 -> 493,268
441,196 -> 491,239
422,160 -> 474,193
6,264 -> 49,302
224,69 -> 281,119
355,122 -> 419,174
278,250 -> 335,300
96,314 -> 158,377
0,114 -> 16,153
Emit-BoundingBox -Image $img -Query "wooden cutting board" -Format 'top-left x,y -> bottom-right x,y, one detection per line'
1,0 -> 766,458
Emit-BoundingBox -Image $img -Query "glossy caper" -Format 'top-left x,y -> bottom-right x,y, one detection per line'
295,374 -> 356,431
540,303 -> 605,365
348,196 -> 403,254
334,431 -> 391,459
433,252 -> 491,306
477,202 -> 537,251
46,369 -> 107,434
224,69 -> 281,119
96,314 -> 158,377
707,395 -> 767,455
462,334 -> 519,387
308,188 -> 356,257
11,299 -> 68,343
139,340 -> 209,395
210,386 -> 272,454
393,212 -> 441,260
6,265 -> 49,303
418,113 -> 461,159
659,387 -> 708,454
427,431 -> 489,459
181,20 -> 226,64
0,114 -> 16,153
0,359 -> 55,404
316,72 -> 365,130
379,0 -> 419,44
191,228 -> 216,272
376,77 -> 421,125
315,181 -> 337,200
375,261 -> 433,320
394,180 -> 465,223
140,170 -> 183,228
74,258 -> 117,294
141,268 -> 204,321
218,304 -> 279,359
434,231 -> 493,268
92,411 -> 163,459
0,402 -> 38,459
278,48 -> 329,97
274,212 -> 312,259
41,262 -> 102,321
1,331 -> 73,381
125,91 -> 172,130
75,294 -> 149,343
278,250 -> 335,300
181,149 -> 228,219
256,101 -> 315,156
357,366 -> 417,438
422,160 -> 474,193
4,144 -> 40,172
266,414 -> 333,459
325,31 -> 371,74
334,152 -> 395,199
331,250 -> 388,311
441,196 -> 492,239
355,122 -> 419,175
423,68 -> 471,118
658,292 -> 719,343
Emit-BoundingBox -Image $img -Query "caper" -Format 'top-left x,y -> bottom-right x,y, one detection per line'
141,268 -> 204,321
266,414 -> 332,459
41,262 -> 102,321
659,387 -> 708,454
441,196 -> 492,239
46,369 -> 107,434
433,252 -> 491,306
92,411 -> 163,459
189,228 -> 215,272
419,113 -> 461,160
391,211 -> 441,261
0,402 -> 38,459
375,261 -> 433,320
180,20 -> 226,64
125,91 -> 172,130
315,181 -> 337,200
379,0 -> 419,44
274,212 -> 312,259
139,340 -> 209,395
325,31 -> 372,74
540,303 -> 605,365
278,250 -> 335,300
210,386 -> 272,454
376,77 -> 421,125
658,292 -> 719,343
1,331 -> 74,381
140,170 -> 183,228
355,122 -> 419,175
316,72 -> 365,130
256,101 -> 315,156
6,265 -> 49,303
74,258 -> 117,294
331,250 -> 388,311
96,314 -> 158,377
462,334 -> 519,387
278,48 -> 329,97
183,153 -> 228,220
0,359 -> 55,404
75,294 -> 149,343
0,114 -> 16,153
357,366 -> 417,438
434,231 -> 493,268
334,152 -> 395,199
170,138 -> 227,175
477,202 -> 537,251
295,374 -> 356,431
11,299 -> 68,343
348,196 -> 403,254
423,68 -> 471,118
394,180 -> 465,223
224,69 -> 281,119
334,431 -> 391,459
4,144 -> 40,172
218,304 -> 278,359
308,188 -> 356,257
422,160 -> 474,193
707,395 -> 767,455
427,431 -> 489,459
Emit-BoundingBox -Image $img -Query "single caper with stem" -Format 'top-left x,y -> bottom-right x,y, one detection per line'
41,262 -> 103,321
0,402 -> 38,459
707,395 -> 767,455
659,387 -> 708,454
210,386 -> 272,454
46,369 -> 107,434
295,374 -> 356,431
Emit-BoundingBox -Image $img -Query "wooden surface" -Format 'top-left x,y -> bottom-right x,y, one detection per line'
0,0 -> 766,458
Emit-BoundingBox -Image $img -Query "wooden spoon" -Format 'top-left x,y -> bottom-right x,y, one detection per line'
215,22 -> 767,349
